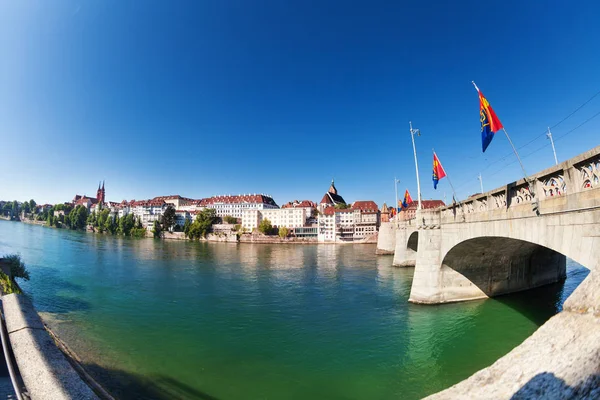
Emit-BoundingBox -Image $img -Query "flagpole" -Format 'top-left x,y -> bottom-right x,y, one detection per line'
433,148 -> 459,201
472,81 -> 539,215
409,121 -> 422,211
546,127 -> 558,165
394,177 -> 399,220
433,148 -> 466,221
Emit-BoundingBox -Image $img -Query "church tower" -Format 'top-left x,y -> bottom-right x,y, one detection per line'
328,179 -> 338,195
96,181 -> 105,204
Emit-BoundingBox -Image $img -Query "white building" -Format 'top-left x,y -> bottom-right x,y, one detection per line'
242,208 -> 307,231
129,199 -> 167,227
200,194 -> 278,219
317,201 -> 379,242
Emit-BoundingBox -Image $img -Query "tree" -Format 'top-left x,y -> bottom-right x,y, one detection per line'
0,254 -> 30,294
334,203 -> 350,210
152,220 -> 162,238
183,219 -> 191,237
278,226 -> 289,238
188,208 -> 218,239
311,208 -> 319,218
161,205 -> 176,232
70,205 -> 88,230
22,201 -> 31,215
223,215 -> 237,224
29,199 -> 37,213
119,214 -> 135,236
12,201 -> 19,220
258,218 -> 273,235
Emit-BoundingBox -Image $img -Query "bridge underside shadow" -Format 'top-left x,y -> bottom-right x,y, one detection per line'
411,237 -> 567,304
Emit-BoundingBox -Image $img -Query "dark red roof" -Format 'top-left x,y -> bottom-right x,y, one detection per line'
320,192 -> 345,205
352,200 -> 379,212
282,200 -> 317,209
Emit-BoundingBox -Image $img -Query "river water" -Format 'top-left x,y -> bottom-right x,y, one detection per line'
0,220 -> 589,399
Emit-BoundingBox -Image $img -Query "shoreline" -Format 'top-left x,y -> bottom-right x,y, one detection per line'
7,218 -> 378,245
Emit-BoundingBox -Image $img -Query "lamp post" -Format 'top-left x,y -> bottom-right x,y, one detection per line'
409,121 -> 422,210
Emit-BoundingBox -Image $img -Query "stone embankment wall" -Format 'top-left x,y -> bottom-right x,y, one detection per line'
1,294 -> 98,400
427,268 -> 600,399
239,234 -> 317,244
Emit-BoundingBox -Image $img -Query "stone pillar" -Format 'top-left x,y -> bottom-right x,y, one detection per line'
392,227 -> 417,267
376,222 -> 396,255
408,227 -> 445,303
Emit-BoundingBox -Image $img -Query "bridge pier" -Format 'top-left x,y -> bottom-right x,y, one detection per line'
392,227 -> 417,267
375,222 -> 396,255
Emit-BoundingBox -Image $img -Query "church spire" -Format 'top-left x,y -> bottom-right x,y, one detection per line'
328,179 -> 338,195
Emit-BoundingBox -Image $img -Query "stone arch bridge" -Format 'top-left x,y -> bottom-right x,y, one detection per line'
377,145 -> 600,304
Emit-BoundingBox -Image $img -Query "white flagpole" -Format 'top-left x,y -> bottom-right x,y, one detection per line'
547,127 -> 558,165
409,121 -> 422,210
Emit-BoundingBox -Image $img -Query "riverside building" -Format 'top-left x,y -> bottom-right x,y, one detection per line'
199,194 -> 278,219
317,200 -> 380,242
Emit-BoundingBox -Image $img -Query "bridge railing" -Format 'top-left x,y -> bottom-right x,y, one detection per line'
400,145 -> 600,226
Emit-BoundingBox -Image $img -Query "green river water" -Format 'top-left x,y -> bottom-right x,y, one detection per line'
0,220 -> 589,399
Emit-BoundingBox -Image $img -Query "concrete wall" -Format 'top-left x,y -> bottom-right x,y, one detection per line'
1,294 -> 97,400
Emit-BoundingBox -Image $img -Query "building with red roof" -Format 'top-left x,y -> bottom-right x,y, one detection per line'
317,200 -> 380,242
399,200 -> 445,221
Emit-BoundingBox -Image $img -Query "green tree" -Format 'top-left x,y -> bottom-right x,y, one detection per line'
334,203 -> 350,210
161,205 -> 177,232
0,254 -> 30,294
258,218 -> 273,235
119,214 -> 135,236
152,220 -> 162,238
188,208 -> 218,239
70,205 -> 89,230
29,199 -> 37,214
223,215 -> 237,224
183,219 -> 191,237
12,201 -> 19,220
278,226 -> 289,238
22,201 -> 31,215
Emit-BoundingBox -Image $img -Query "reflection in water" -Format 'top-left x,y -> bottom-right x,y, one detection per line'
0,220 -> 589,400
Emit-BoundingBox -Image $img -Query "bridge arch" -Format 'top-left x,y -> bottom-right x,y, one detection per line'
407,231 -> 418,253
439,236 -> 568,300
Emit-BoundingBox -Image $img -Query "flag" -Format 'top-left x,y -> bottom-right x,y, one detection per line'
402,189 -> 413,209
432,152 -> 447,189
474,83 -> 503,152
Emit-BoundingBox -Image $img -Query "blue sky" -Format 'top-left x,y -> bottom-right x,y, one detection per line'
1,1 -> 599,207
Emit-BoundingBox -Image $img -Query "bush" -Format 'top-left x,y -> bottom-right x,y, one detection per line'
223,215 -> 238,224
258,218 -> 273,235
0,272 -> 21,294
131,228 -> 147,238
278,227 -> 289,238
0,254 -> 30,295
3,254 -> 30,281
